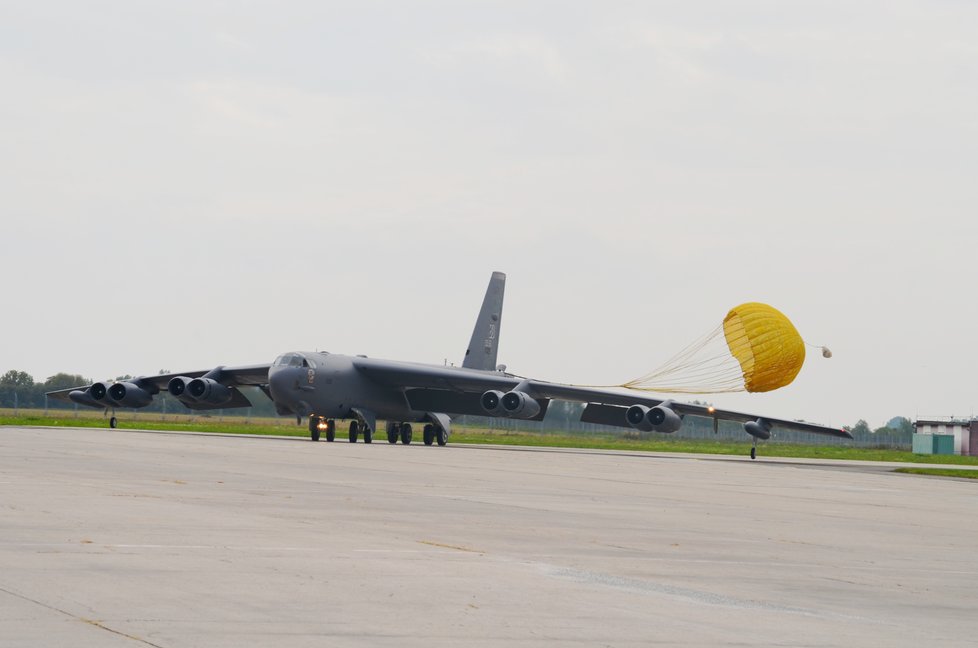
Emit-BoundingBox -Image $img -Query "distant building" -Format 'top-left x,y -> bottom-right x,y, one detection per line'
914,419 -> 978,456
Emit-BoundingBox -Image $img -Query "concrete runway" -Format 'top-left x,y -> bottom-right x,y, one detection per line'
1,426 -> 976,647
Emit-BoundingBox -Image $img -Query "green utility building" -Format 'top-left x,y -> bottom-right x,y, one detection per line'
913,419 -> 978,456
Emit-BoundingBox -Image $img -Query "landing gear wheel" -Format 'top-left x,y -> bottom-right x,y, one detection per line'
363,426 -> 373,444
423,424 -> 435,446
436,427 -> 448,446
309,416 -> 321,442
109,416 -> 117,429
326,419 -> 336,442
386,421 -> 399,444
399,423 -> 413,445
750,440 -> 757,460
349,420 -> 359,443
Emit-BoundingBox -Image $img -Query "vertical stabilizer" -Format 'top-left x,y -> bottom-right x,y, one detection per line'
462,272 -> 506,371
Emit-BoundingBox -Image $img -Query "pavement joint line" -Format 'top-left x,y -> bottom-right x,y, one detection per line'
0,584 -> 168,648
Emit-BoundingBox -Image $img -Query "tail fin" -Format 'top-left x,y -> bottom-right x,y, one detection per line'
462,271 -> 506,371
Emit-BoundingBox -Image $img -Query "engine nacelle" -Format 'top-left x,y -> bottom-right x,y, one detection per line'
500,391 -> 541,419
89,381 -> 111,402
744,418 -> 772,440
480,390 -> 507,416
107,381 -> 154,408
167,376 -> 194,400
187,377 -> 232,405
69,386 -> 108,408
647,405 -> 683,433
625,405 -> 655,432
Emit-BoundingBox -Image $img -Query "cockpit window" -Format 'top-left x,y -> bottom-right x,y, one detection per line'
275,354 -> 309,368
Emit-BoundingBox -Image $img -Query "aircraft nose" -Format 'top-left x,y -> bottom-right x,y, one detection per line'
268,368 -> 312,416
268,368 -> 296,405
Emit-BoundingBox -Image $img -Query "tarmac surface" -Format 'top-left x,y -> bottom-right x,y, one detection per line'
1,425 -> 977,647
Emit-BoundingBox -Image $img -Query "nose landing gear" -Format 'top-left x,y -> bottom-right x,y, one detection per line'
309,417 -> 336,442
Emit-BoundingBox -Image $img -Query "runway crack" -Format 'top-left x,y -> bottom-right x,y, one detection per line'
0,584 -> 167,647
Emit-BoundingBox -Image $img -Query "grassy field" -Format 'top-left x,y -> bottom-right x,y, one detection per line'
4,408 -> 978,466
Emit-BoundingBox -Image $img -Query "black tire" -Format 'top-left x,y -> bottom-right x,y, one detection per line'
750,447 -> 756,460
109,416 -> 117,429
436,427 -> 448,446
387,422 -> 399,444
349,420 -> 359,443
326,419 -> 336,443
309,417 -> 321,441
399,423 -> 413,445
363,426 -> 373,444
423,424 -> 434,446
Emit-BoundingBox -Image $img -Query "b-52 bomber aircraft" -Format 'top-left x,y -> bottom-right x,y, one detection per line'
48,272 -> 850,458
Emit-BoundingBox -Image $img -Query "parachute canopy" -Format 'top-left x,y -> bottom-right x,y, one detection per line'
622,302 -> 819,394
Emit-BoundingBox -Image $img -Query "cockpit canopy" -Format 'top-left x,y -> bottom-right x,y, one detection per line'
274,353 -> 310,368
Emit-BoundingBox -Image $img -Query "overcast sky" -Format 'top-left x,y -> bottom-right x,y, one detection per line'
2,1 -> 976,428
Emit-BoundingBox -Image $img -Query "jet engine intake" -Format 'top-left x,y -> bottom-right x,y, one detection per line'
625,405 -> 655,432
89,381 -> 111,402
480,390 -> 506,416
107,382 -> 154,408
186,377 -> 232,405
647,404 -> 683,433
744,418 -> 772,440
167,376 -> 194,399
500,391 -> 541,419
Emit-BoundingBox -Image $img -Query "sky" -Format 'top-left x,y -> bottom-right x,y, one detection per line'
1,1 -> 976,429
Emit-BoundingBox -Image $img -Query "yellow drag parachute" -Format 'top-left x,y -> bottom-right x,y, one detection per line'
621,302 -> 824,394
722,302 -> 805,392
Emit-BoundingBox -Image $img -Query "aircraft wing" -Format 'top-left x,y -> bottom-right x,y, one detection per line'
353,358 -> 849,439
46,363 -> 272,410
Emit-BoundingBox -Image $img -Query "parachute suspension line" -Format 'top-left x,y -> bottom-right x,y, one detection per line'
621,325 -> 747,394
618,302 -> 812,395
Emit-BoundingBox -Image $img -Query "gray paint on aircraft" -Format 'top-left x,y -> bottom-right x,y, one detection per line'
462,271 -> 505,372
46,271 -> 849,449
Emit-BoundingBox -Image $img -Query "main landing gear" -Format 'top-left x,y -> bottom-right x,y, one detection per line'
348,420 -> 373,444
423,424 -> 447,446
311,418 -> 444,447
386,422 -> 414,445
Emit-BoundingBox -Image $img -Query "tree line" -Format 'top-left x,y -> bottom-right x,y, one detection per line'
0,369 -> 280,417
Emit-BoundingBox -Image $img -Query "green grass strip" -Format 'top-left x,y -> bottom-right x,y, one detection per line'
6,412 -> 978,465
893,468 -> 978,479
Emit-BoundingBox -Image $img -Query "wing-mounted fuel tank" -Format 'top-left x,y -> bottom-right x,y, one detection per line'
744,418 -> 773,440
625,401 -> 684,433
